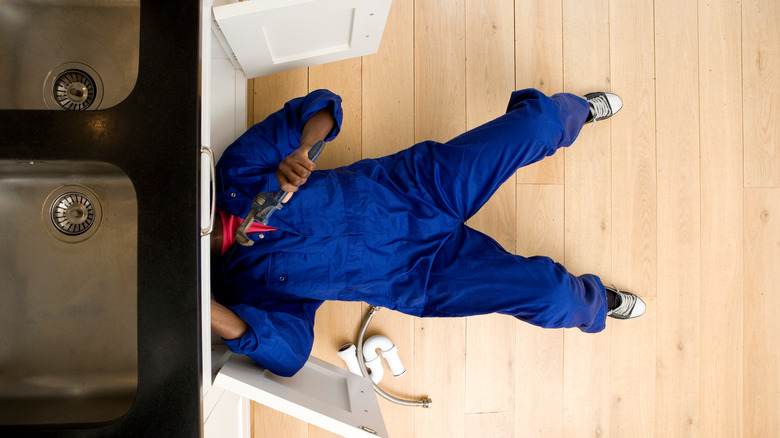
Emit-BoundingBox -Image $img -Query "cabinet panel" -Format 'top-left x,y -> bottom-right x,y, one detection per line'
215,355 -> 388,438
213,0 -> 391,78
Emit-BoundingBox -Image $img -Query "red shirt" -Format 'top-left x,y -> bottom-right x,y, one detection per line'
218,209 -> 277,255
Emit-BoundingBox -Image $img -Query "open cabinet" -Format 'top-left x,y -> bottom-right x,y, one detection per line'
213,354 -> 388,437
211,0 -> 391,77
200,1 -> 391,436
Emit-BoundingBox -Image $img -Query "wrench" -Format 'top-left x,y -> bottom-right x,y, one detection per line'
234,140 -> 325,247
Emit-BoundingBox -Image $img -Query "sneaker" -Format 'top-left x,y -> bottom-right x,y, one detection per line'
584,92 -> 623,123
606,284 -> 646,320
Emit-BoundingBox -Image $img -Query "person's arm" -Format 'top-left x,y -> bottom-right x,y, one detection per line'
275,108 -> 336,197
218,300 -> 323,377
215,89 -> 342,219
211,298 -> 249,340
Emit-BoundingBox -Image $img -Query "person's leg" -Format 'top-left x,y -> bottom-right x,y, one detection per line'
381,89 -> 590,221
402,224 -> 610,333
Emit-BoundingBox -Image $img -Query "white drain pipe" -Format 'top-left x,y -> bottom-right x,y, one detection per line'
337,307 -> 431,408
337,343 -> 362,375
356,307 -> 431,407
363,335 -> 406,382
338,336 -> 406,384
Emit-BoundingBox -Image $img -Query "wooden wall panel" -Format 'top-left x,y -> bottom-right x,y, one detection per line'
360,1 -> 417,437
514,0 -> 564,184
309,60 -> 362,169
608,298 -> 656,438
413,0 -> 467,436
562,0 -> 612,436
247,67 -> 310,437
744,189 -> 780,438
414,0 -> 466,143
464,0 -> 517,415
361,308 -> 417,438
414,318 -> 466,437
609,0 -> 656,298
655,0 -> 701,435
698,0 -> 744,436
608,0 -> 657,435
466,412 -> 514,438
250,69 -> 308,125
251,402 -> 308,438
743,0 -> 780,187
515,184 -> 564,437
362,0 -> 415,160
306,53 -> 365,438
236,0 -> 780,436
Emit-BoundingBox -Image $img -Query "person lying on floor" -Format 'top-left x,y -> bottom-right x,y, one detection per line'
209,88 -> 645,377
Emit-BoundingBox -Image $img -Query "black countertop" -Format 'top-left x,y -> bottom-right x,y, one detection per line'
0,2 -> 203,436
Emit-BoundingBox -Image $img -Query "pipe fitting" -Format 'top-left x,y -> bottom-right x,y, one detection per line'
363,354 -> 384,384
356,306 -> 432,408
363,335 -> 406,378
337,343 -> 362,376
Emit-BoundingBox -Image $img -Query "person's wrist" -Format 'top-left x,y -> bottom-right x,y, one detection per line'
298,137 -> 320,152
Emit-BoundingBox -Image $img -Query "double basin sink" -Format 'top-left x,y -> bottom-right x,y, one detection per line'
0,0 -> 140,427
1,0 -> 202,434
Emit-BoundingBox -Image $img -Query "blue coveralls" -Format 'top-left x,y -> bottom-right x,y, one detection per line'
213,88 -> 607,377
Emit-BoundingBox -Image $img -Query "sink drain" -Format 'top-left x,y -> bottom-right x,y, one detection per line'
52,70 -> 97,111
43,62 -> 104,111
44,185 -> 103,243
51,192 -> 96,235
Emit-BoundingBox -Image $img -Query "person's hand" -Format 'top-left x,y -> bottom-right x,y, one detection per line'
276,147 -> 316,202
276,107 -> 335,203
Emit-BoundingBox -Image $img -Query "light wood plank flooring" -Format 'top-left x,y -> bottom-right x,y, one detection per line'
246,0 -> 779,436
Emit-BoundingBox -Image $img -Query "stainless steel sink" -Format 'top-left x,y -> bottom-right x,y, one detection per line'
0,160 -> 137,426
0,0 -> 140,110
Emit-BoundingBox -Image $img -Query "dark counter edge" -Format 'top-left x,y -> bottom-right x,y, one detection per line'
0,2 -> 204,437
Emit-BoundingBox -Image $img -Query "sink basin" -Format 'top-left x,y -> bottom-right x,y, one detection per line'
0,0 -> 140,110
0,160 -> 137,426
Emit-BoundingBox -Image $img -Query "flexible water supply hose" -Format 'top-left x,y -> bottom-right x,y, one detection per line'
356,306 -> 432,408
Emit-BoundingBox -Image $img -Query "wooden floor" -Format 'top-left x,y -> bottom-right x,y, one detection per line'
246,0 -> 780,436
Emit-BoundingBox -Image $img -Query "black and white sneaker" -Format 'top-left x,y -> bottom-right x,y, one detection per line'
606,284 -> 646,320
584,92 -> 623,123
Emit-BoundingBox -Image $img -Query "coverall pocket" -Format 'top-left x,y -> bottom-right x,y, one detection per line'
267,251 -> 333,300
264,252 -> 289,296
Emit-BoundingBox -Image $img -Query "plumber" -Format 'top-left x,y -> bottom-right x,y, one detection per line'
209,88 -> 645,378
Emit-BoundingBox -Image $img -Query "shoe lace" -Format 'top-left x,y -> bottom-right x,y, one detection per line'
589,95 -> 611,122
608,285 -> 637,317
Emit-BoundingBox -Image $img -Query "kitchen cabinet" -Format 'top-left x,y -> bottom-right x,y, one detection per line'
200,1 -> 389,436
211,0 -> 391,78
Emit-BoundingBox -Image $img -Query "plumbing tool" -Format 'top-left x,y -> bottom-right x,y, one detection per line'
234,140 -> 325,247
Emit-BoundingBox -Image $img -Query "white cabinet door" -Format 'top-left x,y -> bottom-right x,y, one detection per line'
214,354 -> 388,438
212,0 -> 391,78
